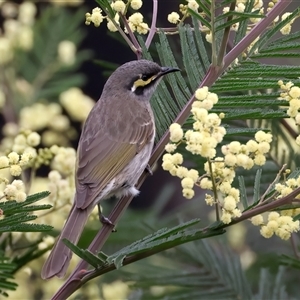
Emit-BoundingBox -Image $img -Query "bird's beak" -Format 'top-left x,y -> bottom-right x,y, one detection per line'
160,66 -> 181,76
150,66 -> 180,82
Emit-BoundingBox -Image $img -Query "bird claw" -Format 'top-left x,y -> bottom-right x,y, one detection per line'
145,164 -> 153,175
98,204 -> 116,231
100,215 -> 117,232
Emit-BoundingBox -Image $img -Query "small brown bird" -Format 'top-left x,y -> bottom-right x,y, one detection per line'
41,59 -> 179,279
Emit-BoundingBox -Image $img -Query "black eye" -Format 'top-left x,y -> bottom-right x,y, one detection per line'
141,74 -> 149,81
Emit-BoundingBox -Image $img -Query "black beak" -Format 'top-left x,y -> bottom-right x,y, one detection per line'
160,66 -> 181,76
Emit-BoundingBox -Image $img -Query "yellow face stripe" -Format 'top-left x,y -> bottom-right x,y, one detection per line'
132,74 -> 158,91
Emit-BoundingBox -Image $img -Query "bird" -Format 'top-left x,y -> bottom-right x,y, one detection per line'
41,59 -> 180,279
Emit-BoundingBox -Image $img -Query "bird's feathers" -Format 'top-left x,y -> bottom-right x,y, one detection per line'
75,94 -> 154,209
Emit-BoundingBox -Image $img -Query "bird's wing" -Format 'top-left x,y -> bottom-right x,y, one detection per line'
75,99 -> 154,209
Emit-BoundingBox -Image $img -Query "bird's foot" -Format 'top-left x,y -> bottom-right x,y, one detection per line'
98,204 -> 116,232
145,164 -> 153,175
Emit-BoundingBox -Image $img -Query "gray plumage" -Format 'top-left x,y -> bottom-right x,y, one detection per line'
41,60 -> 179,279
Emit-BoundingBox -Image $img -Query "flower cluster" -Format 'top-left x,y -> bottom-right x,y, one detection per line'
59,87 -> 95,122
280,12 -> 297,35
0,1 -> 36,65
2,179 -> 27,201
167,1 -> 199,25
48,170 -> 73,207
278,80 -> 300,145
57,40 -> 76,66
0,131 -> 39,177
85,1 -> 148,35
251,211 -> 300,240
200,131 -> 272,224
222,131 -> 273,169
200,158 -> 242,224
128,12 -> 149,34
51,146 -> 76,176
162,152 -> 199,199
163,87 -> 224,200
19,101 -> 81,147
163,86 -> 274,225
85,7 -> 104,27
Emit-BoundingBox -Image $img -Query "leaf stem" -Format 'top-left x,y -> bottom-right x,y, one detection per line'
145,0 -> 158,49
217,0 -> 236,66
119,13 -> 142,58
208,159 -> 220,221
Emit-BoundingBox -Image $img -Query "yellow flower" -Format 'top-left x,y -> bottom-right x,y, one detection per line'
187,169 -> 199,182
205,194 -> 214,206
176,166 -> 188,178
224,153 -> 237,166
0,156 -> 9,168
289,86 -> 300,98
182,188 -> 195,199
136,22 -> 149,34
165,143 -> 177,153
10,165 -> 22,176
181,177 -> 194,189
162,160 -> 174,171
128,12 -> 143,25
169,123 -> 183,142
15,191 -> 26,202
199,177 -> 213,189
27,132 -> 41,147
85,7 -> 104,27
172,153 -> 183,165
253,153 -> 266,166
246,140 -> 258,152
187,0 -> 199,11
8,152 -> 19,164
266,220 -> 279,231
268,212 -> 280,221
227,141 -> 241,154
195,87 -> 209,100
221,211 -> 232,224
131,0 -> 143,10
251,214 -> 264,226
275,228 -> 291,240
260,225 -> 274,238
223,195 -> 236,211
255,131 -> 272,143
206,92 -> 219,104
18,1 -> 37,25
111,1 -> 126,13
107,14 -> 120,32
167,12 -> 180,24
58,40 -> 76,65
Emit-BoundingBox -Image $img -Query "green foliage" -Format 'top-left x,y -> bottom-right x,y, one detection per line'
122,240 -> 253,300
0,256 -> 18,298
0,191 -> 52,232
0,191 -> 52,297
64,219 -> 224,273
13,5 -> 92,108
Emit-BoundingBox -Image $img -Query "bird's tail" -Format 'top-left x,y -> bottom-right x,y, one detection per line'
41,199 -> 92,279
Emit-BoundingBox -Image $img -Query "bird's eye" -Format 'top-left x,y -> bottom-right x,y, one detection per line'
141,74 -> 149,81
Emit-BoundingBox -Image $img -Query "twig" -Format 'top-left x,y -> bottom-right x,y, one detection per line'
119,13 -> 142,58
145,0 -> 158,49
226,186 -> 300,226
259,164 -> 287,203
217,0 -> 236,66
223,0 -> 292,70
207,159 -> 220,221
211,0 -> 217,66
